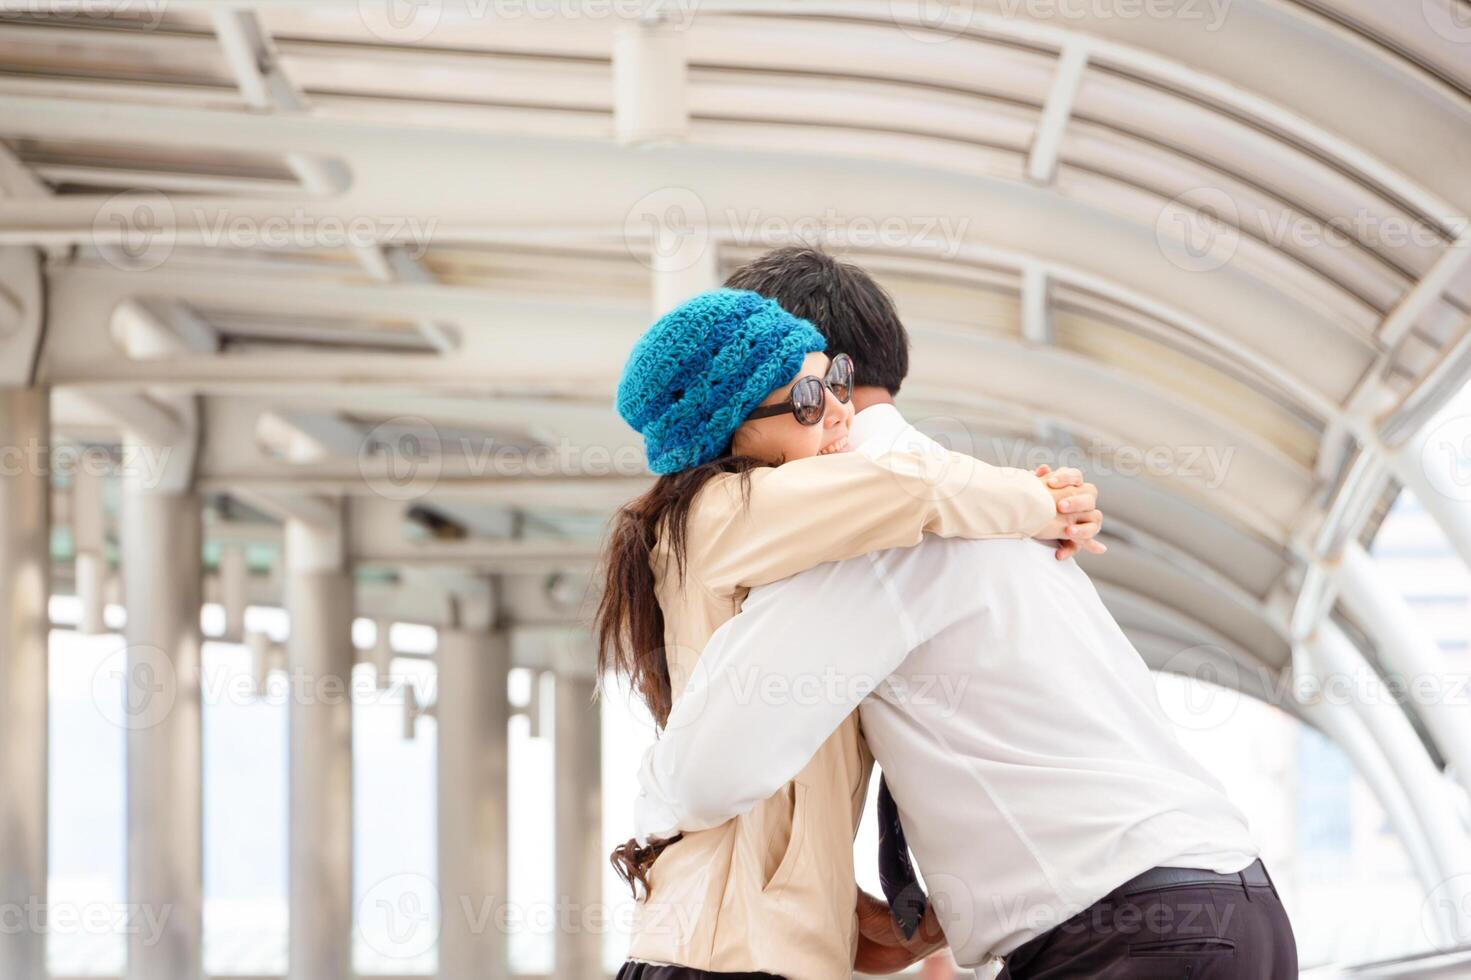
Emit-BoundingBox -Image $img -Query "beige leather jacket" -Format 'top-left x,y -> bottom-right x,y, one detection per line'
627,444 -> 1054,980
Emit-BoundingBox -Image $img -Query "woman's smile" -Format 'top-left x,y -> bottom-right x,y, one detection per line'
819,433 -> 851,455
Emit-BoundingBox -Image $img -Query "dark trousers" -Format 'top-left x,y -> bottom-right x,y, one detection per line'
998,861 -> 1297,979
615,963 -> 782,980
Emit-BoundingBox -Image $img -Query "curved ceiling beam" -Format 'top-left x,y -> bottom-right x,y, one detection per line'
704,1 -> 1464,227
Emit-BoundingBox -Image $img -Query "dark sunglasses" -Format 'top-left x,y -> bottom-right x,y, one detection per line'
745,353 -> 854,426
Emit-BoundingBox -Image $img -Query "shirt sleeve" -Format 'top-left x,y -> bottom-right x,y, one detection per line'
692,443 -> 1053,597
634,552 -> 927,842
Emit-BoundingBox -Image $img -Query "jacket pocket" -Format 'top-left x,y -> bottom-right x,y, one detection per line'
761,782 -> 808,896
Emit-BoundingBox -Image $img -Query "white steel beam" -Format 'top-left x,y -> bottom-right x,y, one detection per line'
613,21 -> 689,146
1336,541 -> 1471,807
1305,623 -> 1471,944
0,143 -> 46,199
209,9 -> 350,196
1020,263 -> 1053,345
284,504 -> 353,980
1294,692 -> 1451,946
0,389 -> 49,980
1027,44 -> 1088,186
354,245 -> 459,354
120,448 -> 204,980
1379,236 -> 1471,348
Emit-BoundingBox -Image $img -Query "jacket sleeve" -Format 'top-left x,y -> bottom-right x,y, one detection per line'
693,445 -> 1054,597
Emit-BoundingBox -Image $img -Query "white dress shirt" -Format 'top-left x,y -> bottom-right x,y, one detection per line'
634,403 -> 1260,968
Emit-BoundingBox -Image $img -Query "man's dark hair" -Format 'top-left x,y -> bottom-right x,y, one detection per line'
724,246 -> 909,395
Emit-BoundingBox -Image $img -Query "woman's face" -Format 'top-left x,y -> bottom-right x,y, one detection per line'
731,351 -> 855,464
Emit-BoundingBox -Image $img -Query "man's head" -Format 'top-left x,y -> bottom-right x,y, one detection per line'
724,246 -> 909,398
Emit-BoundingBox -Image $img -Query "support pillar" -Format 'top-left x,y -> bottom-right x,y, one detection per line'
1297,696 -> 1443,926
1390,382 -> 1471,572
437,623 -> 511,979
72,464 -> 107,635
0,388 -> 49,980
1305,623 -> 1471,945
285,509 -> 354,980
554,669 -> 603,980
121,444 -> 203,980
1337,541 -> 1471,805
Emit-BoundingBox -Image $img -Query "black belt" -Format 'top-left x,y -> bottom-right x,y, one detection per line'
1116,858 -> 1272,894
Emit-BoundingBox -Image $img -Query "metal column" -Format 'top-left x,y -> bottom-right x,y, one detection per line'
1337,540 -> 1471,806
1305,623 -> 1471,944
554,670 -> 603,980
0,388 -> 49,980
1392,417 -> 1471,572
437,625 -> 511,979
121,449 -> 203,980
285,512 -> 354,980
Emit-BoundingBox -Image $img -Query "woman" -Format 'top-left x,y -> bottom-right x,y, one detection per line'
596,288 -> 1092,980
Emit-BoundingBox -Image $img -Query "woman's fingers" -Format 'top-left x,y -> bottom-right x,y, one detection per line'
1066,514 -> 1103,540
1045,466 -> 1085,488
1057,488 -> 1097,514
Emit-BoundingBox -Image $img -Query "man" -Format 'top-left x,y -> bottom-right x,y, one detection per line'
633,247 -> 1297,978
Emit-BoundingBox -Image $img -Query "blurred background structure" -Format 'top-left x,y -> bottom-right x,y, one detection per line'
0,2 -> 1470,978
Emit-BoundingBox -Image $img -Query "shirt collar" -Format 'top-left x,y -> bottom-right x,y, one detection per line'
849,402 -> 911,457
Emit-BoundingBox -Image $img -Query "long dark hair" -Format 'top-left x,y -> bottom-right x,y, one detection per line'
595,451 -> 771,897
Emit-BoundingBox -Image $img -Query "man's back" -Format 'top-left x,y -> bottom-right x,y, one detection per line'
859,533 -> 1259,964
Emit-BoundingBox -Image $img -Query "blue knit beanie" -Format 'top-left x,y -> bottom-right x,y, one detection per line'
617,289 -> 827,475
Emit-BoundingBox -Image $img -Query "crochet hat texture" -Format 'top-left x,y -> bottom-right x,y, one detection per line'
616,288 -> 826,475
